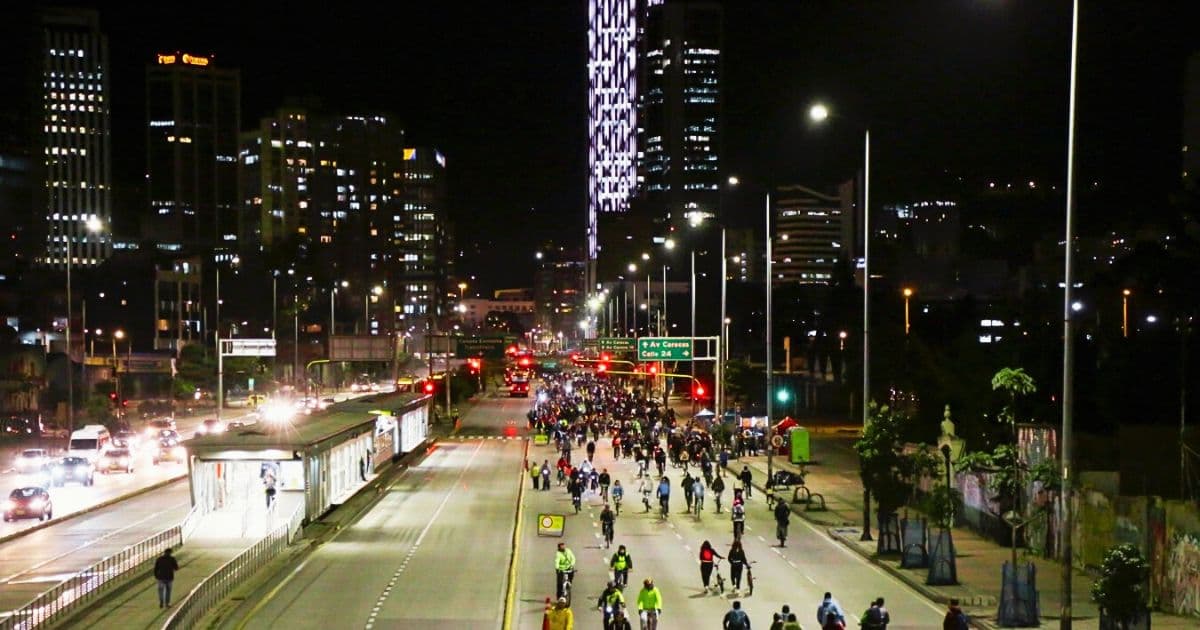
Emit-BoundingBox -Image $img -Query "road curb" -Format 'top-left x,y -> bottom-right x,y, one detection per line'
502,437 -> 530,630
745,472 -> 998,629
0,473 -> 187,545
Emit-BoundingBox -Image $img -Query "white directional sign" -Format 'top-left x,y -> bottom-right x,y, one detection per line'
220,338 -> 277,357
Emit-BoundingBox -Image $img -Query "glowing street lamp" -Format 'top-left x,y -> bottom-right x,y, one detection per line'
903,287 -> 914,335
1121,289 -> 1131,338
808,102 -> 830,123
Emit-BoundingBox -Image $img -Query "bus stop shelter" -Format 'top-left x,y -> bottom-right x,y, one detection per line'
185,393 -> 430,526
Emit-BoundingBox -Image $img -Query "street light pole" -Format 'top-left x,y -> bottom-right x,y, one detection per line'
690,249 -> 697,416
766,193 -> 775,492
1122,289 -> 1131,338
719,227 -> 727,417
66,236 -> 74,433
903,287 -> 913,335
862,127 -> 874,542
1060,1 -> 1081,627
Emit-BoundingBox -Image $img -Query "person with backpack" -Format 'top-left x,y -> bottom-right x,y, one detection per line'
816,592 -> 845,626
731,499 -> 746,540
722,600 -> 751,629
861,597 -> 890,629
609,545 -> 632,588
943,598 -> 969,630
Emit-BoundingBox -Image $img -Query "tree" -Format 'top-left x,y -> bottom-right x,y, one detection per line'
855,404 -> 938,522
1090,544 -> 1150,629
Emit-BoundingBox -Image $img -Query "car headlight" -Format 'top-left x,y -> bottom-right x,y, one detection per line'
3,500 -> 15,511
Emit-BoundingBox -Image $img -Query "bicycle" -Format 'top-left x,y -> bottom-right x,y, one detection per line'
560,570 -> 575,606
572,494 -> 582,514
613,493 -> 623,515
776,522 -> 788,547
712,559 -> 726,594
602,521 -> 614,549
659,497 -> 670,520
745,561 -> 756,596
639,609 -> 660,630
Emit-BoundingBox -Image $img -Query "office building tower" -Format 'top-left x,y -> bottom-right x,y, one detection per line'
37,8 -> 111,267
239,107 -> 312,249
144,52 -> 241,250
637,0 -> 722,228
1185,51 -> 1200,185
773,182 -> 855,286
587,0 -> 640,260
399,147 -> 449,332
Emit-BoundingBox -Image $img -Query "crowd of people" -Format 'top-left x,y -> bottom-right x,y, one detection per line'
528,372 -> 966,629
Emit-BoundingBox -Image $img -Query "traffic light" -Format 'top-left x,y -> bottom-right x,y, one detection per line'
423,380 -> 435,395
467,358 -> 482,375
776,388 -> 791,403
596,362 -> 608,373
600,352 -> 611,362
693,382 -> 707,399
648,363 -> 659,375
109,391 -> 118,407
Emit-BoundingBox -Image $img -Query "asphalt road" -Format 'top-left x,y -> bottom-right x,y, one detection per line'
0,480 -> 191,617
513,422 -> 946,628
231,393 -> 529,630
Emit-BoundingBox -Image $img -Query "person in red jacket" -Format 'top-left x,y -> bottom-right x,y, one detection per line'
699,540 -> 724,593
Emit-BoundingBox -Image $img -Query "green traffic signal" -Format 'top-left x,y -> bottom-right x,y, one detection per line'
776,389 -> 790,403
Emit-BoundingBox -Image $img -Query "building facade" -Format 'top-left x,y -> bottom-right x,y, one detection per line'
144,52 -> 240,251
587,0 -> 640,260
398,147 -> 449,334
773,182 -> 855,286
637,0 -> 723,228
36,8 -> 111,268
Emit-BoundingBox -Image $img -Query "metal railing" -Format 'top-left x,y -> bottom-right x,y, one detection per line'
162,501 -> 304,630
0,525 -> 182,630
180,504 -> 201,542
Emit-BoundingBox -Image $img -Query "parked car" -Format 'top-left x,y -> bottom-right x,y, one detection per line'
4,487 -> 52,522
99,448 -> 135,474
15,448 -> 49,474
50,456 -> 95,487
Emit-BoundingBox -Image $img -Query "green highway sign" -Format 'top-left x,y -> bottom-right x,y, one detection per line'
582,339 -> 599,349
455,336 -> 508,359
637,337 -> 694,361
597,337 -> 636,352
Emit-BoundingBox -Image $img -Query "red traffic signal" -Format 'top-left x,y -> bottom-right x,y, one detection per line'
597,362 -> 608,373
693,382 -> 707,398
108,392 -> 118,401
423,381 -> 435,394
648,364 -> 659,375
600,352 -> 612,362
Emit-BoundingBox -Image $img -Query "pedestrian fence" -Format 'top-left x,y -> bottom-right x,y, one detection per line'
180,504 -> 201,542
0,524 -> 183,630
162,501 -> 305,630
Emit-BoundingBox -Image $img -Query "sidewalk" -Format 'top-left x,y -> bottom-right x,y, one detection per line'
67,492 -> 303,629
729,436 -> 1198,629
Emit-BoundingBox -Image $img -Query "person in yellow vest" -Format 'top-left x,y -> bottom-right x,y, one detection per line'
546,596 -> 574,630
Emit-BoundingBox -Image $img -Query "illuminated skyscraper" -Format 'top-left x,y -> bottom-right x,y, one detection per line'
144,52 -> 240,250
637,0 -> 722,228
36,8 -> 111,267
587,0 -> 640,260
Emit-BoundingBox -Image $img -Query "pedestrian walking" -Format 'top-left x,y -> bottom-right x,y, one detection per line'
816,592 -> 845,626
154,548 -> 179,608
943,598 -> 969,630
861,597 -> 890,629
541,461 -> 551,490
722,600 -> 751,629
530,461 -> 541,490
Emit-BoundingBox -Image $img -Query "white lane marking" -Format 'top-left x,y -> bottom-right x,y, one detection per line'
757,535 -> 766,542
0,499 -> 189,584
804,574 -> 816,584
362,440 -> 486,628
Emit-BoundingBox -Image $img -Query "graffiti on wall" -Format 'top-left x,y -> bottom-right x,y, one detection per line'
1164,533 -> 1200,617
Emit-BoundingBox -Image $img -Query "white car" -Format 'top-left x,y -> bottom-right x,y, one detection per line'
15,449 -> 49,474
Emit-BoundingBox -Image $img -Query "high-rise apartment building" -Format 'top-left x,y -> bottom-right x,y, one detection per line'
587,0 -> 640,260
637,0 -> 722,228
144,52 -> 240,250
773,182 -> 856,286
399,147 -> 449,333
239,107 -> 313,249
36,8 -> 111,267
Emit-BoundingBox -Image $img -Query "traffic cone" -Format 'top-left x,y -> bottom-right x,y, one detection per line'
542,597 -> 552,630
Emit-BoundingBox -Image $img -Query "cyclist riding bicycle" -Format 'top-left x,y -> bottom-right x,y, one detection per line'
611,480 -> 625,513
692,477 -> 705,514
731,500 -> 746,540
555,542 -> 576,599
599,468 -> 611,502
598,580 -> 625,627
600,503 -> 616,547
609,544 -> 633,588
639,478 -> 653,512
656,476 -> 671,517
636,577 -> 663,629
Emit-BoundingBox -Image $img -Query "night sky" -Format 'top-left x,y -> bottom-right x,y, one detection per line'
22,1 -> 1200,291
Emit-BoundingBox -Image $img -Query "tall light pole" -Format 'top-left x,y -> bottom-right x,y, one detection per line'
809,100 -> 872,540
690,249 -> 697,415
719,227 -> 727,416
332,280 -> 348,337
112,330 -> 125,420
65,216 -> 103,432
903,287 -> 914,335
1060,1 -> 1081,626
765,193 -> 775,491
1122,289 -> 1131,338
663,238 -> 674,334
